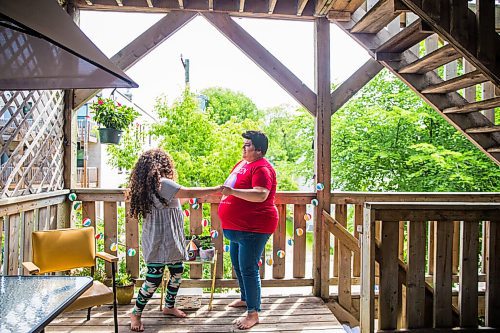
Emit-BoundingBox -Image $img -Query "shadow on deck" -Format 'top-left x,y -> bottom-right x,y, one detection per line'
47,294 -> 344,332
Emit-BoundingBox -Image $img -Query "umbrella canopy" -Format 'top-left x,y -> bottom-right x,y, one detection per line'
0,0 -> 138,90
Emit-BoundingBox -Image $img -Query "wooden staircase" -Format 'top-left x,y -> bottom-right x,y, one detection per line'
331,0 -> 500,166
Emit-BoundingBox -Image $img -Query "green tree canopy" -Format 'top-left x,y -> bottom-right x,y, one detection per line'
202,87 -> 263,125
330,69 -> 500,192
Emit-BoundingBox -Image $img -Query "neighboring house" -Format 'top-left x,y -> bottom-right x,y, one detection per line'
76,89 -> 157,189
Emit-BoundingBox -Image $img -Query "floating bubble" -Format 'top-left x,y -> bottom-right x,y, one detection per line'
311,199 -> 318,206
266,258 -> 273,266
82,218 -> 91,227
68,193 -> 77,201
95,232 -> 103,240
258,259 -> 263,267
110,243 -> 118,252
224,244 -> 230,252
316,183 -> 324,191
277,250 -> 285,258
127,248 -> 137,256
73,202 -> 81,210
192,203 -> 199,210
287,238 -> 294,246
189,198 -> 198,205
295,228 -> 304,236
201,219 -> 209,227
210,230 -> 219,239
184,209 -> 190,217
304,213 -> 312,221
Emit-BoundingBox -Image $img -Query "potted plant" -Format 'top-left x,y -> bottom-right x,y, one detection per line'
115,270 -> 135,305
90,97 -> 139,144
199,236 -> 215,261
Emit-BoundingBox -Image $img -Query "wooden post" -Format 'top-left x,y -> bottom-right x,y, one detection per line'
63,0 -> 78,191
313,17 -> 332,300
459,221 -> 478,328
361,205 -> 376,333
485,221 -> 500,327
407,221 -> 426,328
379,221 -> 399,330
433,221 -> 453,328
125,201 -> 139,279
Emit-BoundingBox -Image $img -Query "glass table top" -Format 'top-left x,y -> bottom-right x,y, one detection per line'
0,275 -> 92,333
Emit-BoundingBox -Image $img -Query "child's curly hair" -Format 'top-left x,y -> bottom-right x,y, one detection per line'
129,148 -> 176,219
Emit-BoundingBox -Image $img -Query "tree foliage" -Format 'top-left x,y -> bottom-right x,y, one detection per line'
330,69 -> 500,192
150,90 -> 261,187
109,70 -> 499,193
201,87 -> 263,125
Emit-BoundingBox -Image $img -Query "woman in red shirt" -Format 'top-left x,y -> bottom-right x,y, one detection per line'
218,130 -> 278,330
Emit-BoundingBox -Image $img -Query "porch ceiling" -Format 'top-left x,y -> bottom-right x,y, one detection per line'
75,0 -> 366,20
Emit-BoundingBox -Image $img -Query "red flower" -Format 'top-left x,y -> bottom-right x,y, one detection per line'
98,99 -> 104,105
117,102 -> 121,106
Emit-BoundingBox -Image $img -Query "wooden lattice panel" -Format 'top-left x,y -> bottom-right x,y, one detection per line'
0,90 -> 65,198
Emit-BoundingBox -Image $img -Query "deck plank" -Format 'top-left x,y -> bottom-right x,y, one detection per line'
47,295 -> 343,332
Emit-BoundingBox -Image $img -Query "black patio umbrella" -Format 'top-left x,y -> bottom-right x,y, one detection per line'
0,0 -> 138,90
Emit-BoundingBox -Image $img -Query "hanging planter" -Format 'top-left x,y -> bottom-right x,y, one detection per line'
90,97 -> 139,145
98,128 -> 122,144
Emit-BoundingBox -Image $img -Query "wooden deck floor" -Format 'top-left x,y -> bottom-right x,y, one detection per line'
47,294 -> 344,332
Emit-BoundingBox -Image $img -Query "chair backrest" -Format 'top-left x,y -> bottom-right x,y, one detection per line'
32,227 -> 96,274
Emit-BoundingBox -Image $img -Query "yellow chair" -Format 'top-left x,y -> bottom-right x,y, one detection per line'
22,227 -> 119,333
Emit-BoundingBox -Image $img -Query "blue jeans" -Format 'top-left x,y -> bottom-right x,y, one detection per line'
223,229 -> 271,313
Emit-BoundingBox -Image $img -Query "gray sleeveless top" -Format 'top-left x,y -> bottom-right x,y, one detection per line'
141,178 -> 188,264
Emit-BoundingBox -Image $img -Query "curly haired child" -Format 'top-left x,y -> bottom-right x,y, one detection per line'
128,148 -> 221,332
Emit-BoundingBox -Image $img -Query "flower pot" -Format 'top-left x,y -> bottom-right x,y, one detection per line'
199,247 -> 215,261
99,128 -> 122,144
116,284 -> 134,305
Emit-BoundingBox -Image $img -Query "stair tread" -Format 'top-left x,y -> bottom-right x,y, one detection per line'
465,126 -> 500,134
421,70 -> 488,94
350,0 -> 406,34
376,19 -> 433,53
443,97 -> 500,114
399,44 -> 461,74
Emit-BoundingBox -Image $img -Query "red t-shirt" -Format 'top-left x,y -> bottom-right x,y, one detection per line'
218,158 -> 278,234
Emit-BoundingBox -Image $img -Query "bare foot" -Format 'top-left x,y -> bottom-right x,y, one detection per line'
235,312 -> 259,330
162,307 -> 187,318
130,313 -> 144,332
228,299 -> 247,308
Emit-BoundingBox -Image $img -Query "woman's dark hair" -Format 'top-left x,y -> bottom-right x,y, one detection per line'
242,130 -> 268,156
128,148 -> 176,219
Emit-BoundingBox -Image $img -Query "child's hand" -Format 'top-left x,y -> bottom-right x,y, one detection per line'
221,185 -> 233,196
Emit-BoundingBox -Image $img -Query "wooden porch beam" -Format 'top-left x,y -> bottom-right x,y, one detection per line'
331,58 -> 383,115
313,17 -> 332,300
201,12 -> 317,115
316,0 -> 335,16
178,0 -> 184,9
268,0 -> 277,14
146,0 -> 153,8
239,0 -> 245,12
73,11 -> 198,109
297,0 -> 309,16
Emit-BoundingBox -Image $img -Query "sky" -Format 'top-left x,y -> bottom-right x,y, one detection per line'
80,11 -> 370,113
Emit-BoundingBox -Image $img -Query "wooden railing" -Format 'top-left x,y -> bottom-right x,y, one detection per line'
360,202 -> 500,332
76,167 -> 99,188
0,190 -> 69,275
1,189 -> 500,330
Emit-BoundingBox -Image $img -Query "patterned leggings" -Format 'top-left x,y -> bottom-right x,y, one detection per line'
132,262 -> 184,315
